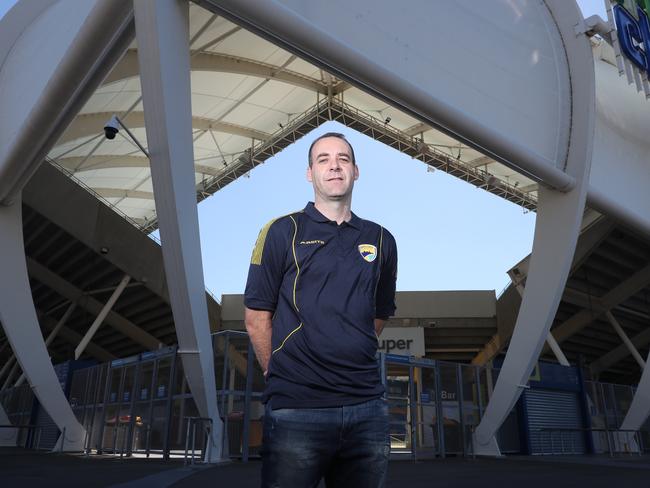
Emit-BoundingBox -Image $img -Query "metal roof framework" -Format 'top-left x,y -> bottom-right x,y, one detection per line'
46,3 -> 539,232
34,3 -> 650,386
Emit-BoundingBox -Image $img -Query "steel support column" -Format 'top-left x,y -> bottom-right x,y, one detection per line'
75,275 -> 130,359
621,349 -> 650,432
27,258 -> 161,351
45,302 -> 77,348
514,284 -> 570,367
133,0 -> 224,462
473,0 -> 594,455
546,333 -> 571,367
0,199 -> 85,451
605,311 -> 646,370
15,301 -> 77,388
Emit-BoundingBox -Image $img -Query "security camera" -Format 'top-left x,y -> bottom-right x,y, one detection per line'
104,115 -> 120,140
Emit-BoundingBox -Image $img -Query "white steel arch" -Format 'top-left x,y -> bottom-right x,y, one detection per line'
2,0 -> 650,460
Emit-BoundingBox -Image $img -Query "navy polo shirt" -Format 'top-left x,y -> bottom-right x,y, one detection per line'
244,202 -> 397,409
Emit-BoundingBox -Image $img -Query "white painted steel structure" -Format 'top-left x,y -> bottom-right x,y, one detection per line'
1,0 -> 649,459
132,0 -> 224,462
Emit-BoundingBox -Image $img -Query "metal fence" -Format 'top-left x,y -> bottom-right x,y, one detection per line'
4,331 -> 650,460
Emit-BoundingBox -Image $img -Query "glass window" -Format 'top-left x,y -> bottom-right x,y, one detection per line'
138,361 -> 155,401
107,368 -> 122,404
155,358 -> 172,399
122,366 -> 135,403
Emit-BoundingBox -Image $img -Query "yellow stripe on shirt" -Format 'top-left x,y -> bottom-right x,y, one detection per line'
289,215 -> 300,311
250,218 -> 277,265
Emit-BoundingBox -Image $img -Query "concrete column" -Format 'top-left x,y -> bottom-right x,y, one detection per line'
0,198 -> 85,451
133,0 -> 225,462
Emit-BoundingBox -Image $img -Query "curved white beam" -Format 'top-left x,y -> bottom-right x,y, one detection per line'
59,111 -> 270,145
104,48 -> 327,93
0,0 -> 134,205
134,0 -> 225,462
56,155 -> 221,176
206,0 -> 576,192
473,0 -> 595,454
0,198 -> 85,451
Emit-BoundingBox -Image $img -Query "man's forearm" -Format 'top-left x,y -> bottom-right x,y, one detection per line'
374,318 -> 387,337
249,325 -> 272,373
245,309 -> 273,373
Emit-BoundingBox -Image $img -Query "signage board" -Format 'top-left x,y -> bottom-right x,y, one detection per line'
608,0 -> 650,96
377,327 -> 425,357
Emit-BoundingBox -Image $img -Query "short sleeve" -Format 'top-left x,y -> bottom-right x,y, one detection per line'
244,218 -> 288,312
375,228 -> 397,319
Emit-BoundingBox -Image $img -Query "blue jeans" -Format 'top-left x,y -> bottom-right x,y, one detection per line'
261,398 -> 390,488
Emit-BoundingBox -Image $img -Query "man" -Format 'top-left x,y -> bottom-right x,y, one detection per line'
244,132 -> 398,488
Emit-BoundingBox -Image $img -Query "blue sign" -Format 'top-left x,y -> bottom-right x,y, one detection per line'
614,3 -> 650,73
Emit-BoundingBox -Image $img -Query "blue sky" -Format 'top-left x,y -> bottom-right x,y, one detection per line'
0,0 -> 607,298
197,0 -> 608,299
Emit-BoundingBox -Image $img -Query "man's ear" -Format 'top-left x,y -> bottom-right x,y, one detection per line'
307,165 -> 313,182
354,164 -> 359,181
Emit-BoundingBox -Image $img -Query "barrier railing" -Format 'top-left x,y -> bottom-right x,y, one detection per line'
183,417 -> 213,465
537,427 -> 643,457
0,424 -> 42,450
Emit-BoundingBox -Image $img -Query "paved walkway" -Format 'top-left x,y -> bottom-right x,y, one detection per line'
2,448 -> 650,487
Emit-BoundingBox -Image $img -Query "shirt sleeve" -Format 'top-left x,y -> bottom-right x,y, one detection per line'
244,218 -> 288,312
375,228 -> 398,319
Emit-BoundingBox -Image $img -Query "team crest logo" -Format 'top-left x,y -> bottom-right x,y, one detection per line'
358,244 -> 377,262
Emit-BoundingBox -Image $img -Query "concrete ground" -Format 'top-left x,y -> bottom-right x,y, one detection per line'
2,448 -> 650,487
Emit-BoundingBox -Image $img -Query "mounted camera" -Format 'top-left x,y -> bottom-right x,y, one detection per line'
104,115 -> 120,140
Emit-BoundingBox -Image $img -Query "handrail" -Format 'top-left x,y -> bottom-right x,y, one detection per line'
0,424 -> 42,449
183,417 -> 214,465
536,427 -> 643,457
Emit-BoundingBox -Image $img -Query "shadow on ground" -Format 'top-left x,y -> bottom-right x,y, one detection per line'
3,448 -> 650,488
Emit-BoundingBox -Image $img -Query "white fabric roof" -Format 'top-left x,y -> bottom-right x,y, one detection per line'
48,4 -> 538,229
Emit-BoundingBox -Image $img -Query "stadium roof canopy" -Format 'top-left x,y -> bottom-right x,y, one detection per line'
8,2 -> 650,385
48,3 -> 539,232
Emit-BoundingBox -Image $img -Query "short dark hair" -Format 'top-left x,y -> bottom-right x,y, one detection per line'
308,132 -> 356,167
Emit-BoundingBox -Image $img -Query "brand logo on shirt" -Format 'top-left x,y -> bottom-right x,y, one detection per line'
358,244 -> 377,262
299,239 -> 325,245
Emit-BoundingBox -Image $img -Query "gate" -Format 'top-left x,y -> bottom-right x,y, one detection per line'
382,354 -> 487,458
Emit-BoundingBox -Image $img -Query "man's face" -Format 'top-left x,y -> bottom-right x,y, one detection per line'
307,137 -> 359,201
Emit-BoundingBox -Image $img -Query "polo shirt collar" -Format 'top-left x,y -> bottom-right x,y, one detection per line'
304,202 -> 361,229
